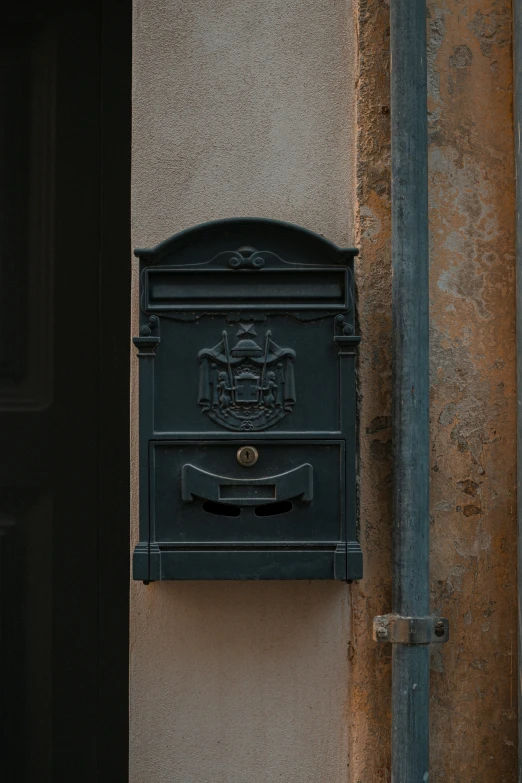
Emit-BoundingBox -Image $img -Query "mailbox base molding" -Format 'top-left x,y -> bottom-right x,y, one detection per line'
133,542 -> 363,581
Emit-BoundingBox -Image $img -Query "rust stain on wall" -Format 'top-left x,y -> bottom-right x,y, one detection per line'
354,0 -> 516,779
428,0 -> 516,779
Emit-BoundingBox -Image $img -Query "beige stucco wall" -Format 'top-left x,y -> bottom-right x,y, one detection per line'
130,2 -> 357,781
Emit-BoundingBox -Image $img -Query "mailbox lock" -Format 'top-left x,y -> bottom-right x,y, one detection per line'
237,446 -> 259,466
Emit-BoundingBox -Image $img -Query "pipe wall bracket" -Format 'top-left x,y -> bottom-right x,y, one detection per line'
373,615 -> 449,645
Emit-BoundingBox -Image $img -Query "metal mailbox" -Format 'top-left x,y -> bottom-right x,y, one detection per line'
133,218 -> 362,581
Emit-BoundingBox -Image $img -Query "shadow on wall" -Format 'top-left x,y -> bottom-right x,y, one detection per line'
130,581 -> 351,783
133,580 -> 350,659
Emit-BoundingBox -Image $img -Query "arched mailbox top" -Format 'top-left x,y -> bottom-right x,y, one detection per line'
134,217 -> 358,266
135,218 -> 359,313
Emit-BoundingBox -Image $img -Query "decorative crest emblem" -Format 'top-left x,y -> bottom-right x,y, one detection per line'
198,324 -> 296,431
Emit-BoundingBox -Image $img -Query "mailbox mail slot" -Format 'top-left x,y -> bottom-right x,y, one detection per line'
133,218 -> 362,581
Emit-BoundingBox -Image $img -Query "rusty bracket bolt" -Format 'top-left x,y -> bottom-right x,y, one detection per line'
434,620 -> 445,638
373,615 -> 449,645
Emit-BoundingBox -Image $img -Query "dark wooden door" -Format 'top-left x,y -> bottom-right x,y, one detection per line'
0,2 -> 130,781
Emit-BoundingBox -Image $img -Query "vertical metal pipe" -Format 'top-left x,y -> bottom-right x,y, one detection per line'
514,0 -> 522,777
391,0 -> 430,779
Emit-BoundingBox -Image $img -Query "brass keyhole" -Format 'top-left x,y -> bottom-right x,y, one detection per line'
237,446 -> 259,466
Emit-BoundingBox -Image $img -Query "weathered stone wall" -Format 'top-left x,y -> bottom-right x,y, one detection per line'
352,0 -> 517,779
349,0 -> 392,783
350,0 -> 393,777
428,0 -> 516,779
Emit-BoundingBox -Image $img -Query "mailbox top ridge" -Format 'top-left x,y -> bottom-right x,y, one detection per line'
134,217 -> 359,267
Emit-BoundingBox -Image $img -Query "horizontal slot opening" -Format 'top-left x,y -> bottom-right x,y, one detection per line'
203,500 -> 241,517
254,500 -> 293,517
145,268 -> 346,310
220,484 -> 275,501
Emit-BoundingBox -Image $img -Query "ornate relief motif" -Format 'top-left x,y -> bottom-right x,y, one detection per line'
334,313 -> 354,336
198,324 -> 296,431
133,315 -> 160,357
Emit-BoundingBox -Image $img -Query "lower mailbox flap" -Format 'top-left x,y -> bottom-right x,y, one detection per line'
150,441 -> 344,545
181,463 -> 313,505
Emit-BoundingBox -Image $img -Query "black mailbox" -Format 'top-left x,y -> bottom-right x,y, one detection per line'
133,218 -> 362,581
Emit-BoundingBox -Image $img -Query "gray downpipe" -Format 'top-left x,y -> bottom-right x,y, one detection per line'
391,0 -> 430,779
514,0 -> 522,777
